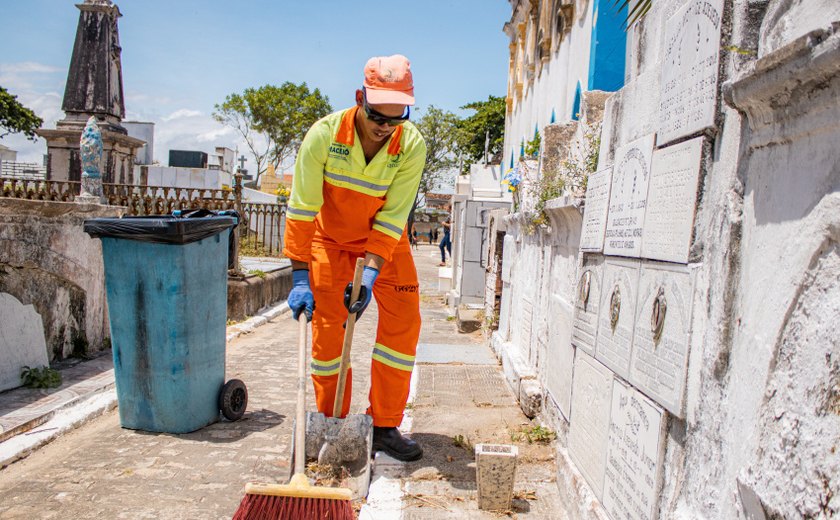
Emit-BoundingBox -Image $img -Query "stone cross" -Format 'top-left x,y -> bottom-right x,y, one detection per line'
237,154 -> 247,173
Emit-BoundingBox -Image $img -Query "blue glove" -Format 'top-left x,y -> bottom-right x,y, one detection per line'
343,266 -> 379,320
288,269 -> 315,322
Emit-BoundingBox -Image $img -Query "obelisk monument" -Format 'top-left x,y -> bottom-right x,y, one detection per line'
37,0 -> 144,185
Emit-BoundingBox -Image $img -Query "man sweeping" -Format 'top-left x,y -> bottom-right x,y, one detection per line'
284,54 -> 426,462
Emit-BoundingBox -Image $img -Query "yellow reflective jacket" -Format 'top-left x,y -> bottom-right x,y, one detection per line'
283,106 -> 427,263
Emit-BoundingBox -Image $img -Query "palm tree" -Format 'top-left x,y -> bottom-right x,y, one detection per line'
613,0 -> 653,27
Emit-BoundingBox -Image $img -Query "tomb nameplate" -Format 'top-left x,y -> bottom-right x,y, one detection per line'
630,262 -> 695,417
572,254 -> 605,356
604,134 -> 655,258
568,352 -> 614,499
603,379 -> 666,520
595,258 -> 640,380
658,0 -> 724,146
580,167 -> 613,252
641,137 -> 704,264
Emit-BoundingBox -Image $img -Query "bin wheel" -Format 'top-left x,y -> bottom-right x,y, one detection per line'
219,379 -> 248,421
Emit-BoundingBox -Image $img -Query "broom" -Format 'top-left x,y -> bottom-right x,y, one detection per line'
232,316 -> 354,519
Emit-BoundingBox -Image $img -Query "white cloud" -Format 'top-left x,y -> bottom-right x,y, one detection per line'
162,109 -> 203,122
0,61 -> 63,91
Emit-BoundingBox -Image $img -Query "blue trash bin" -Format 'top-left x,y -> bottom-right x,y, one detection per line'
85,211 -> 240,433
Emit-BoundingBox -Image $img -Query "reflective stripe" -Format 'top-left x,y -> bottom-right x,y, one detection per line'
371,343 -> 415,372
324,170 -> 389,194
288,207 -> 318,218
311,356 -> 344,376
373,219 -> 403,236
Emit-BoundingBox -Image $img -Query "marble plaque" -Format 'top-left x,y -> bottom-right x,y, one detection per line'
546,293 -> 575,420
658,0 -> 724,146
501,234 -> 515,283
572,254 -> 605,356
0,293 -> 49,392
603,379 -> 666,520
580,167 -> 613,252
604,134 -> 655,258
568,352 -> 614,500
630,262 -> 695,417
595,258 -> 640,380
641,137 -> 704,263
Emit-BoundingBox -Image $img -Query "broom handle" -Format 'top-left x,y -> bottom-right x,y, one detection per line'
295,316 -> 307,476
333,257 -> 365,418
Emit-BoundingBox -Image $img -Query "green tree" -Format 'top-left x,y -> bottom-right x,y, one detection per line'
456,95 -> 506,172
0,86 -> 43,141
213,82 -> 331,184
413,105 -> 460,203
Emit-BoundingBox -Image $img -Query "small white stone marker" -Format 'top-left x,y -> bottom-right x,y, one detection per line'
475,443 -> 519,511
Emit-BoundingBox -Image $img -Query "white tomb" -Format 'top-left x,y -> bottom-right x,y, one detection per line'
0,292 -> 49,392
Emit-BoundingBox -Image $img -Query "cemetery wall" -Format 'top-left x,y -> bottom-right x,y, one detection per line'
0,200 -> 120,365
494,1 -> 840,518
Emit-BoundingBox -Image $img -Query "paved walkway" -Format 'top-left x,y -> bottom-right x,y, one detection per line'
0,244 -> 561,519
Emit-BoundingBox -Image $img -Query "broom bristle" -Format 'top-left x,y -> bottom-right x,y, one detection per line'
232,492 -> 355,520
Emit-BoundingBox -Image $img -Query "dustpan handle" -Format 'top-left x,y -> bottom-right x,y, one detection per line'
295,316 -> 308,476
333,257 -> 365,418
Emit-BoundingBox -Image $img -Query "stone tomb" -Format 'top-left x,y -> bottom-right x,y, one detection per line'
595,257 -> 640,380
0,293 -> 49,392
603,379 -> 667,520
580,167 -> 613,252
658,0 -> 724,146
568,351 -> 614,500
641,137 -> 704,264
604,134 -> 655,258
630,262 -> 696,418
572,254 -> 605,356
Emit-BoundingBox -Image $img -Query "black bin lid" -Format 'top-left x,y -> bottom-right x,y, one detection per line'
84,210 -> 238,245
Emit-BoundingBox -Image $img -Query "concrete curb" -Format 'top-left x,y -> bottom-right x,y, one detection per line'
226,301 -> 291,342
0,391 -> 117,468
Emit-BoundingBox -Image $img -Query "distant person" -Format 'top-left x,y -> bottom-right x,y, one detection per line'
438,213 -> 451,266
409,222 -> 418,250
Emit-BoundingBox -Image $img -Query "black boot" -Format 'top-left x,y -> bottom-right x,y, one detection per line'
372,427 -> 423,461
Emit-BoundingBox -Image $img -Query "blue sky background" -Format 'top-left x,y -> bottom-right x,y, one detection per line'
1,0 -> 511,166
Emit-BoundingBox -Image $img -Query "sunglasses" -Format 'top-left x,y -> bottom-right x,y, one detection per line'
362,88 -> 410,126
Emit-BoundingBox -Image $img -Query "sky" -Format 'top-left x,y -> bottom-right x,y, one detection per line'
0,0 -> 512,168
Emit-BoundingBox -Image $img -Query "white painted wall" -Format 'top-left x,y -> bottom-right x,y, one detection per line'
143,165 -> 232,190
504,0 -> 595,170
494,1 -> 840,519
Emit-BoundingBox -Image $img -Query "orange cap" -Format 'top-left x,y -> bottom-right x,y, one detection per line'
363,54 -> 415,106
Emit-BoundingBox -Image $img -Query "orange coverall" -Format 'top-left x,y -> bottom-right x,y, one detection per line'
283,106 -> 427,427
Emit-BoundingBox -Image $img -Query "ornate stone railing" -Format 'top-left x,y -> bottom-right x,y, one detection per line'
0,176 -> 286,258
102,183 -> 238,215
0,177 -> 80,202
240,202 -> 285,257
